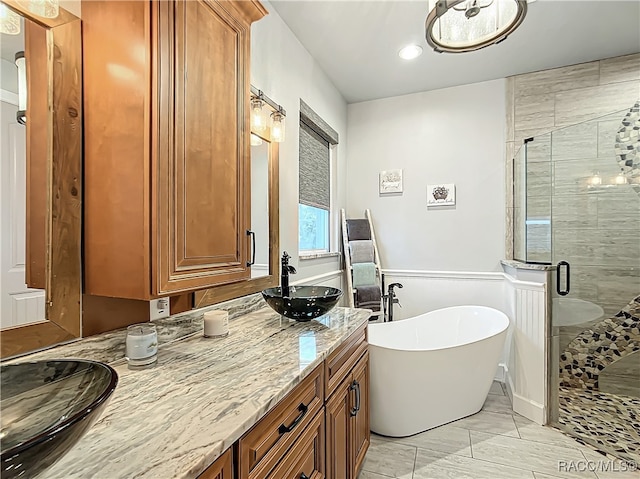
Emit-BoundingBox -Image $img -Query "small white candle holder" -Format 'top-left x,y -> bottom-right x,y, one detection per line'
126,323 -> 158,367
203,310 -> 229,338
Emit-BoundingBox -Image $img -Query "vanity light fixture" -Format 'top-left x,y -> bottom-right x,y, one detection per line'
15,51 -> 26,125
588,172 -> 602,187
251,92 -> 268,133
271,107 -> 286,143
398,44 -> 423,60
16,0 -> 58,18
250,85 -> 286,143
425,0 -> 528,53
0,4 -> 20,35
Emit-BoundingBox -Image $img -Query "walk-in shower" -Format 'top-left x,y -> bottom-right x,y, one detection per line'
513,102 -> 640,463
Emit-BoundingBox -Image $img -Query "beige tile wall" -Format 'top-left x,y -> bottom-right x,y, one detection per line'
506,53 -> 640,315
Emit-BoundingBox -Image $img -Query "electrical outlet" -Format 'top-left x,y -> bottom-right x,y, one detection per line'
150,297 -> 170,321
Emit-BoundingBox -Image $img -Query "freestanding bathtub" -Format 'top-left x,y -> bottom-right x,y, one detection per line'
368,305 -> 509,437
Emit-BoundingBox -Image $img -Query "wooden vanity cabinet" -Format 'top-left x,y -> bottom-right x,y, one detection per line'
198,449 -> 233,479
82,0 -> 267,300
235,324 -> 370,479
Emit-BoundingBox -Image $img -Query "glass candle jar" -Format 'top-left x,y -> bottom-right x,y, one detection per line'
125,323 -> 158,367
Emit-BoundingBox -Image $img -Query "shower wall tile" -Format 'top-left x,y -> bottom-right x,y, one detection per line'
552,157 -> 621,195
525,136 -> 551,163
550,121 -> 598,161
597,116 -> 625,159
505,206 -> 514,260
600,53 -> 640,85
513,207 -> 525,261
554,80 -> 640,127
596,188 -> 640,230
551,194 -> 598,228
553,228 -> 640,267
506,77 -> 515,143
575,266 -> 640,315
514,62 -> 600,96
525,161 -> 552,197
526,195 -> 551,217
514,93 -> 555,137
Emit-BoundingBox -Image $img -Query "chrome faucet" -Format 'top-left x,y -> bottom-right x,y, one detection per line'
281,251 -> 297,296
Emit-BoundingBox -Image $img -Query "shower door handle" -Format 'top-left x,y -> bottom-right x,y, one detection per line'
556,261 -> 570,296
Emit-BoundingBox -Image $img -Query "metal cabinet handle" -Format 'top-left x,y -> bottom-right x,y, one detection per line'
246,230 -> 256,267
556,261 -> 570,296
278,403 -> 308,434
350,380 -> 361,417
300,474 -> 310,479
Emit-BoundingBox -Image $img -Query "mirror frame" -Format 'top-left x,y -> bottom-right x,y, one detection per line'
194,126 -> 280,307
0,0 -> 82,358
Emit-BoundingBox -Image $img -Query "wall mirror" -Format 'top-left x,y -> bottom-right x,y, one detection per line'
194,124 -> 280,307
0,0 -> 82,358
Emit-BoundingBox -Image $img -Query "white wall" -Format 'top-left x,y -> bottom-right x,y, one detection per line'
251,2 -> 348,282
346,79 -> 506,273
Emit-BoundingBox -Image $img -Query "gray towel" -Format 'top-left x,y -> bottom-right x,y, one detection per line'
349,240 -> 374,264
356,285 -> 381,312
352,262 -> 377,288
346,219 -> 371,241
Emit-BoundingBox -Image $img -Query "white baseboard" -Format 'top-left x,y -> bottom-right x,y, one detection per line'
512,392 -> 545,425
494,363 -> 507,382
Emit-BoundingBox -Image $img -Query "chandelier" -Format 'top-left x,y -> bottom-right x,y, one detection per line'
425,0 -> 528,53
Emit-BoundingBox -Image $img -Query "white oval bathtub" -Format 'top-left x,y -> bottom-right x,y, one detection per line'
368,305 -> 509,437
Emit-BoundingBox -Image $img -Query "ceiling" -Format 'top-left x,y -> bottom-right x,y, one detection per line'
270,0 -> 640,103
0,19 -> 25,62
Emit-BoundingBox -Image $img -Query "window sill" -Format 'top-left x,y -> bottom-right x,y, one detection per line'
299,251 -> 341,261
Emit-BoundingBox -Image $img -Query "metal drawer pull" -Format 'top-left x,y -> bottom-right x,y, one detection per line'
278,403 -> 308,434
300,474 -> 310,479
350,380 -> 361,416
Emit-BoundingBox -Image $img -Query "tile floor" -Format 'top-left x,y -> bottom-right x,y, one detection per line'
359,382 -> 639,479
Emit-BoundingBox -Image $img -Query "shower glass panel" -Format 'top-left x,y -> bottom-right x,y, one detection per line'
519,105 -> 640,464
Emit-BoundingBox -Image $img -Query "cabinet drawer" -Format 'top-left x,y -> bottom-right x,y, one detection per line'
325,323 -> 367,398
198,448 -> 232,479
267,410 -> 325,479
239,364 -> 324,479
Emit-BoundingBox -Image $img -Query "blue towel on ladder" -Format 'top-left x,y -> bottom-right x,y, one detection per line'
352,262 -> 377,288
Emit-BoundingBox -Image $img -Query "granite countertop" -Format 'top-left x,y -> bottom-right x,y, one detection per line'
500,259 -> 555,271
38,305 -> 370,479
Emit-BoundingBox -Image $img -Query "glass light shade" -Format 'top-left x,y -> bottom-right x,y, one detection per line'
398,44 -> 423,60
271,111 -> 285,143
15,52 -> 27,125
250,133 -> 263,146
16,0 -> 59,18
426,0 -> 527,53
0,4 -> 21,35
251,98 -> 267,132
588,173 -> 602,186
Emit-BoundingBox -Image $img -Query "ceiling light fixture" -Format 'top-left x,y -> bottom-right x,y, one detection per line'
425,0 -> 528,53
0,4 -> 21,35
398,44 -> 423,60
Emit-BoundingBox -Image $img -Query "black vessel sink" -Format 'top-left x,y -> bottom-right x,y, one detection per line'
262,286 -> 342,321
1,360 -> 118,479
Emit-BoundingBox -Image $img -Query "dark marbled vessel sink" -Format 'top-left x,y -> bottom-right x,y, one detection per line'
0,360 -> 118,479
262,285 -> 343,321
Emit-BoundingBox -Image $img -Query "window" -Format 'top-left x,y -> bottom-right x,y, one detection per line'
299,121 -> 330,253
298,100 -> 339,256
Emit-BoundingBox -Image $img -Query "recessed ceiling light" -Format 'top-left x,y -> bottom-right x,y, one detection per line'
398,44 -> 423,60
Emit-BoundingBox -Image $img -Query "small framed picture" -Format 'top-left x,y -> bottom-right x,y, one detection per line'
427,184 -> 456,206
379,169 -> 403,194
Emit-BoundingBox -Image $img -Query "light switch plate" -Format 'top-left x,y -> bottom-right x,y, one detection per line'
150,297 -> 170,321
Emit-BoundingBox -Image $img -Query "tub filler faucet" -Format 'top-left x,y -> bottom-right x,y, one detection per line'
385,283 -> 403,322
281,251 -> 297,297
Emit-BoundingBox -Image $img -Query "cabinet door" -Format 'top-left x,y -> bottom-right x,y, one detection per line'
350,352 -> 370,478
155,0 -> 253,294
198,448 -> 232,479
325,378 -> 351,479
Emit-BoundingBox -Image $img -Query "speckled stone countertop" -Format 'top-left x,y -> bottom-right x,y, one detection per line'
38,305 -> 370,479
500,259 -> 555,271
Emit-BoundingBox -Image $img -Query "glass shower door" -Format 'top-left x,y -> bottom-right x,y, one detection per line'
543,106 -> 640,463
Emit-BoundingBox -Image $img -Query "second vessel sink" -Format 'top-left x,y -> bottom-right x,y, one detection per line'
262,286 -> 342,321
1,359 -> 118,479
